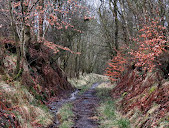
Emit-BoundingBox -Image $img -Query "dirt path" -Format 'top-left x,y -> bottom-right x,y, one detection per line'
72,83 -> 100,128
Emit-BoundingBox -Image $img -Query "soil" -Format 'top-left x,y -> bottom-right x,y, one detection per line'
72,83 -> 100,128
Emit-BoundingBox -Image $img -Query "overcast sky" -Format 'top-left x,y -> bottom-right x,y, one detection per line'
93,0 -> 101,7
87,0 -> 101,8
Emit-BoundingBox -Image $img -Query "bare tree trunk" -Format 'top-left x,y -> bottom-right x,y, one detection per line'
158,0 -> 165,26
38,0 -> 44,41
8,0 -> 21,76
20,0 -> 30,73
109,0 -> 119,53
98,3 -> 114,58
126,0 -> 139,16
114,0 -> 118,51
119,0 -> 131,44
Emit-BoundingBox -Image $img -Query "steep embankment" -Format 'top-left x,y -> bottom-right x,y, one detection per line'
0,45 -> 74,127
111,69 -> 169,128
0,80 -> 53,127
23,43 -> 74,99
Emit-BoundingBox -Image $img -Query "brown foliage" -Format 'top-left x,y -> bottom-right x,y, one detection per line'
112,69 -> 169,123
22,42 -> 74,100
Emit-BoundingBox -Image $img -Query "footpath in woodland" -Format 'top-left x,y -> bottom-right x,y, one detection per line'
72,83 -> 100,128
49,74 -> 131,128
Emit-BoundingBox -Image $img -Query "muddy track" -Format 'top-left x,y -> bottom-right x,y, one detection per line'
48,90 -> 79,128
72,83 -> 100,128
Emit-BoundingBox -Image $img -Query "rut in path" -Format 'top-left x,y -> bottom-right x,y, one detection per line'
72,83 -> 100,128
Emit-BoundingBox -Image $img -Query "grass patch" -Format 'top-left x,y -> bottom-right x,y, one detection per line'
116,118 -> 130,128
96,83 -> 131,128
149,85 -> 157,94
58,103 -> 74,128
97,88 -> 116,128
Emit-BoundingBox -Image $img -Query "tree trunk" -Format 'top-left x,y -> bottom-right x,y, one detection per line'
38,0 -> 44,41
109,0 -> 119,54
119,0 -> 131,44
8,0 -> 21,76
114,0 -> 119,51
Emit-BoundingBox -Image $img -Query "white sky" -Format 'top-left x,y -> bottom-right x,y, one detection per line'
87,0 -> 101,8
93,0 -> 101,7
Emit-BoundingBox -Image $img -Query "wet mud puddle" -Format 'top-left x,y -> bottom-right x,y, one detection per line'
72,83 -> 100,128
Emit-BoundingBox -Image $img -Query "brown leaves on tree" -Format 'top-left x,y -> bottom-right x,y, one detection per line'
129,18 -> 168,72
106,18 -> 168,82
105,51 -> 127,81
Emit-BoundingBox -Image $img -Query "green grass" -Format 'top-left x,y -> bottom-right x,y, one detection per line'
97,88 -> 116,128
149,86 -> 157,94
117,118 -> 131,128
59,103 -> 74,128
96,85 -> 131,128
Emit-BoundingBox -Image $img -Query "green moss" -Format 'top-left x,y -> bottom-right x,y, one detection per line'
117,118 -> 131,128
149,86 -> 157,94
